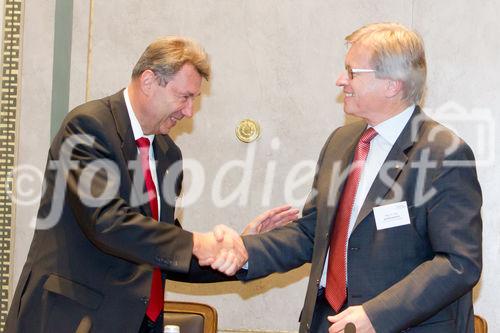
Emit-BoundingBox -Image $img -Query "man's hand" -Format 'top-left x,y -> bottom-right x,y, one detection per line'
192,225 -> 248,276
242,205 -> 299,235
210,224 -> 248,275
327,306 -> 375,333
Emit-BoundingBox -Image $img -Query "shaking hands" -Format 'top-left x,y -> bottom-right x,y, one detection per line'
192,225 -> 248,276
192,205 -> 299,276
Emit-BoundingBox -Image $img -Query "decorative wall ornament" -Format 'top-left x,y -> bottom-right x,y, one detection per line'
0,0 -> 23,329
236,119 -> 261,143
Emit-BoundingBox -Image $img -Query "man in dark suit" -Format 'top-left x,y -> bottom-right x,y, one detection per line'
5,37 -> 296,333
232,23 -> 482,332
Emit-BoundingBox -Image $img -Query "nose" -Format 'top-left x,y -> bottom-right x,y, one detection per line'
336,71 -> 348,87
181,98 -> 194,118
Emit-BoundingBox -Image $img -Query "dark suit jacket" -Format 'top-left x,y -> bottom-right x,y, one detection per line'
241,106 -> 482,333
5,90 -> 226,333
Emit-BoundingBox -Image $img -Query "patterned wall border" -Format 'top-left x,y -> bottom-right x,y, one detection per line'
0,0 -> 23,329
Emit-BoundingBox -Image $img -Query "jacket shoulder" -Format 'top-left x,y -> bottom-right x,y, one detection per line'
416,114 -> 475,159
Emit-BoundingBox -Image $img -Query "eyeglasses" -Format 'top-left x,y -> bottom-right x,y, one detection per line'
345,65 -> 376,80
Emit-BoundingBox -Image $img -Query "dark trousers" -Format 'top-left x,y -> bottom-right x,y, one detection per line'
310,288 -> 347,332
138,315 -> 163,333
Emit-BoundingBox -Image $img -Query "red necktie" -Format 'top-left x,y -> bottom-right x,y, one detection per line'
325,127 -> 377,312
136,137 -> 163,321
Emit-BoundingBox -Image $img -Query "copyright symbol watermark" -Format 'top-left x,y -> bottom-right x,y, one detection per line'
6,164 -> 45,206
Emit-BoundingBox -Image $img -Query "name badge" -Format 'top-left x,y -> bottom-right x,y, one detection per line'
373,201 -> 411,230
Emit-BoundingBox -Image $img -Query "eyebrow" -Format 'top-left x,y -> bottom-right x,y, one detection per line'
173,85 -> 201,97
178,91 -> 201,98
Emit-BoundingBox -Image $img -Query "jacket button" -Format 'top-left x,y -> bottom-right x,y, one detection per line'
140,296 -> 149,304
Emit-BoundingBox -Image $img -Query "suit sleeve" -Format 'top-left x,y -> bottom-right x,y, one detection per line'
51,113 -> 194,274
363,141 -> 482,331
239,131 -> 336,280
167,257 -> 238,283
239,212 -> 316,280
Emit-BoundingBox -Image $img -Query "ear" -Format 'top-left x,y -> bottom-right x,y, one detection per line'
139,69 -> 156,96
385,79 -> 403,99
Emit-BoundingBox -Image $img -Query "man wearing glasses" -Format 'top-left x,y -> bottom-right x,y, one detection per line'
229,22 -> 482,332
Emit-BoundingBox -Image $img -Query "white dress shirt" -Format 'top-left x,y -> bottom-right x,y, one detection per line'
319,105 -> 415,287
124,88 -> 161,217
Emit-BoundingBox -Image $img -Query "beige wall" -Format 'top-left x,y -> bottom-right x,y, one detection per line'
11,0 -> 499,331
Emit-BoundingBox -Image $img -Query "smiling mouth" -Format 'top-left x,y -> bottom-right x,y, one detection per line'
345,92 -> 354,97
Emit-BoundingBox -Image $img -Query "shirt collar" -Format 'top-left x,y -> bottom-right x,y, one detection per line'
372,104 -> 415,145
124,88 -> 155,144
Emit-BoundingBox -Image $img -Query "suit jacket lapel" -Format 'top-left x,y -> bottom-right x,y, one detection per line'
152,136 -> 171,223
353,106 -> 424,230
109,89 -> 137,166
108,90 -> 152,217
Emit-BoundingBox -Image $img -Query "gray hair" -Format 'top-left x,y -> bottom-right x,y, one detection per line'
346,22 -> 427,104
